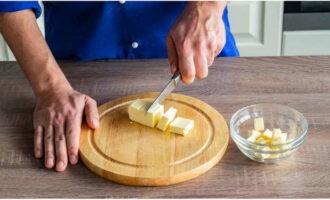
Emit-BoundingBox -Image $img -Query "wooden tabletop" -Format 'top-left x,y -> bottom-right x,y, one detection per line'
0,56 -> 329,198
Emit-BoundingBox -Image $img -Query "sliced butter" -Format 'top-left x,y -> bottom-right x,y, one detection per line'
170,117 -> 194,136
254,117 -> 265,131
262,129 -> 273,139
156,107 -> 177,131
256,137 -> 269,145
128,99 -> 164,128
272,128 -> 282,139
272,132 -> 288,145
259,146 -> 271,159
247,130 -> 261,142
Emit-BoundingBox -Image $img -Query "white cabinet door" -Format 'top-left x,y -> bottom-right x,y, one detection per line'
0,2 -> 45,61
282,30 -> 330,56
228,1 -> 284,57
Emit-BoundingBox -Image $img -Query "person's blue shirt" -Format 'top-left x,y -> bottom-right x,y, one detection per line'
0,1 -> 239,61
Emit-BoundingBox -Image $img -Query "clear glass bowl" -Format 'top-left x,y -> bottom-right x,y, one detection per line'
230,103 -> 308,163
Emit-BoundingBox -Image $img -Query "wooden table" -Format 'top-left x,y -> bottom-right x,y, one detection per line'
0,56 -> 329,198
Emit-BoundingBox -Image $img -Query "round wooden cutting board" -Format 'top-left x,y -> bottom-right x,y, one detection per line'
79,92 -> 229,186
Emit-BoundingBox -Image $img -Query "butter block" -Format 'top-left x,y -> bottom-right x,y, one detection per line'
170,117 -> 194,136
128,99 -> 164,127
262,129 -> 273,139
156,107 -> 177,131
254,117 -> 264,131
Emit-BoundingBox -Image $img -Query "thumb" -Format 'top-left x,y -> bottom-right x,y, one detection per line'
84,96 -> 99,129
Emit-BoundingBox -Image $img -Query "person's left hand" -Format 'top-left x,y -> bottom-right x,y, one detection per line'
166,2 -> 227,84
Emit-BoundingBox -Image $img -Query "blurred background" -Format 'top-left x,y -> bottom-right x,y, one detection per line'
1,1 -> 330,61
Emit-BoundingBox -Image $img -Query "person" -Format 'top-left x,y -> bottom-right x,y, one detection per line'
0,1 -> 239,172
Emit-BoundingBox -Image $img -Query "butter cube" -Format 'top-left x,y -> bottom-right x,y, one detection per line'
256,137 -> 270,145
262,129 -> 273,139
247,130 -> 261,143
272,128 -> 282,139
254,146 -> 271,159
251,130 -> 261,138
270,146 -> 281,151
156,107 -> 177,131
272,133 -> 288,145
260,146 -> 271,159
247,136 -> 255,143
170,117 -> 194,136
128,99 -> 164,127
254,117 -> 264,131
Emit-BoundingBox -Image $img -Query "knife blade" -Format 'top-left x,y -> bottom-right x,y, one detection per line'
146,70 -> 181,113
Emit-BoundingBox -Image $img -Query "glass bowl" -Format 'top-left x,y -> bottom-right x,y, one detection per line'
230,103 -> 308,163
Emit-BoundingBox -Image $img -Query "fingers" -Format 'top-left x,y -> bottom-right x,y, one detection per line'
34,125 -> 43,158
194,52 -> 208,79
85,97 -> 99,129
178,54 -> 195,84
166,35 -> 179,74
44,125 -> 55,169
54,122 -> 68,172
66,115 -> 82,165
34,92 -> 96,171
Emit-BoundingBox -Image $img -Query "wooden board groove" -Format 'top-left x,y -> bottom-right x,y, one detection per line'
79,92 -> 229,186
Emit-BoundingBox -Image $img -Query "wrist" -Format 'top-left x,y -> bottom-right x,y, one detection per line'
187,1 -> 227,15
32,59 -> 73,98
35,80 -> 73,99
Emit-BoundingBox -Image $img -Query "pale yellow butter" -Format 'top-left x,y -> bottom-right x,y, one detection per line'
256,137 -> 269,145
272,132 -> 288,145
262,129 -> 273,139
247,130 -> 261,142
156,107 -> 177,131
259,146 -> 271,159
128,99 -> 164,128
254,117 -> 265,131
272,128 -> 282,139
170,117 -> 194,136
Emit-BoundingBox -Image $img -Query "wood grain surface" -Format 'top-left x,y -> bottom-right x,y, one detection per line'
0,56 -> 329,198
79,92 -> 229,186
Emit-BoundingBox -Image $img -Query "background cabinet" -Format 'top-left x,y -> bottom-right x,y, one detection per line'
227,1 -> 283,56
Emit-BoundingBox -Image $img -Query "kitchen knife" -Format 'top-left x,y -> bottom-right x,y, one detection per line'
146,70 -> 181,113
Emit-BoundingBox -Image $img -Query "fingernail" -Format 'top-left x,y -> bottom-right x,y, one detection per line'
57,161 -> 64,169
46,158 -> 53,167
171,63 -> 176,71
92,117 -> 99,128
70,155 -> 77,164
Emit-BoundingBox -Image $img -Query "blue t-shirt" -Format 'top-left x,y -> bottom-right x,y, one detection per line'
0,1 -> 239,61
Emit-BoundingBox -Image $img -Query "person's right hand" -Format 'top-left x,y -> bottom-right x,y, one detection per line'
33,84 -> 99,172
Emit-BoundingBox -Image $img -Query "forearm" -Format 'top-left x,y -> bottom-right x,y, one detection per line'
0,9 -> 71,97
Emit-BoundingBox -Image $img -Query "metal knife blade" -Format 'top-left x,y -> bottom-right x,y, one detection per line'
146,70 -> 181,113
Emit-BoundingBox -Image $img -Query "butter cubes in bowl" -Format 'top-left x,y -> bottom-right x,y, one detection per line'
230,103 -> 308,163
